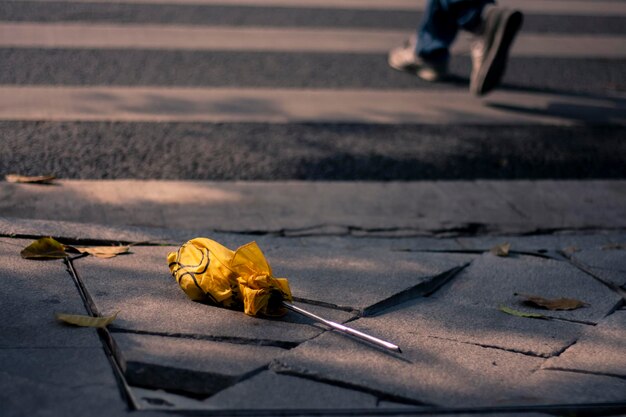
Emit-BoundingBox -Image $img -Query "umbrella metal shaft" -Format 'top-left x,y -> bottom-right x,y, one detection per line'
283,302 -> 402,353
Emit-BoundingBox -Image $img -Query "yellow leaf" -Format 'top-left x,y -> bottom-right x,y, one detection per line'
69,245 -> 130,259
490,242 -> 511,257
5,174 -> 56,184
55,311 -> 118,328
20,237 -> 68,259
515,293 -> 588,311
499,306 -> 545,319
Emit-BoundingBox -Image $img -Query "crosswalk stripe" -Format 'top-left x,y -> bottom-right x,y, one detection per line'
1,86 -> 624,125
7,0 -> 626,16
1,22 -> 625,58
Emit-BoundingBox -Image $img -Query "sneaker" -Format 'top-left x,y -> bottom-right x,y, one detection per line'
470,7 -> 523,96
388,37 -> 448,82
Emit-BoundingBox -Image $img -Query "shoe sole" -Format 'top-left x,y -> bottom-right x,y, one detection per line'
389,59 -> 447,82
471,10 -> 523,96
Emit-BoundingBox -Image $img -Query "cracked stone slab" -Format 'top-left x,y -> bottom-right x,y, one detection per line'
0,215 -> 283,247
271,324 -> 544,407
73,246 -> 355,345
113,332 -> 285,396
572,247 -> 626,287
510,370 -> 626,406
542,310 -> 626,378
369,297 -> 584,358
6,180 -> 626,236
0,348 -> 127,417
203,370 -> 379,409
456,233 -> 620,253
276,235 -> 464,252
267,245 -> 475,313
0,238 -> 100,348
432,253 -> 622,324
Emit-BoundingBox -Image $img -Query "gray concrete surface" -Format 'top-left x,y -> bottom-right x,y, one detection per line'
515,369 -> 626,405
366,297 -> 584,357
271,329 -> 545,406
542,310 -> 626,377
113,332 -> 285,396
0,238 -> 98,348
203,371 -> 379,409
0,239 -> 129,417
2,0 -> 626,414
2,180 -> 626,236
431,253 -> 622,324
268,246 -> 475,312
72,245 -> 355,344
3,231 -> 626,415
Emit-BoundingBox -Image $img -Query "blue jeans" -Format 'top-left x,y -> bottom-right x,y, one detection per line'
417,0 -> 494,61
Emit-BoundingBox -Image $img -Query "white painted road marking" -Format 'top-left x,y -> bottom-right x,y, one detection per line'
7,0 -> 626,16
1,23 -> 625,58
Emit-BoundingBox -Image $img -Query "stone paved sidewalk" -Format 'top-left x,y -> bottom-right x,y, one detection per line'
1,229 -> 625,416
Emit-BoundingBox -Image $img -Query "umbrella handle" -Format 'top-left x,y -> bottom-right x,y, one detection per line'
283,302 -> 402,353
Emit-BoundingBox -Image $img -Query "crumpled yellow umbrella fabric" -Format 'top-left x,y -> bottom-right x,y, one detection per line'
167,238 -> 292,317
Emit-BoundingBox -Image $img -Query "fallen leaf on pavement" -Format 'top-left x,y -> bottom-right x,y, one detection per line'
67,245 -> 130,259
20,237 -> 68,259
515,293 -> 588,311
5,174 -> 56,184
602,243 -> 625,250
490,243 -> 511,257
499,306 -> 545,319
55,311 -> 118,328
562,246 -> 580,255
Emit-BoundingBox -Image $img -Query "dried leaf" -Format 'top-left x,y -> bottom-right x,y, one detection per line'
515,293 -> 588,311
5,174 -> 56,184
20,237 -> 68,259
562,246 -> 580,255
499,306 -> 545,319
69,245 -> 130,259
490,242 -> 511,257
55,311 -> 118,328
602,243 -> 625,251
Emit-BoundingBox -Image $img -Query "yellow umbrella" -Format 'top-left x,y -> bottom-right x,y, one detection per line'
168,238 -> 401,352
167,238 -> 292,317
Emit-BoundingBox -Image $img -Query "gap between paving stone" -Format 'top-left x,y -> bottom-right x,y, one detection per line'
111,332 -> 286,397
108,327 -> 301,349
430,253 -> 623,324
267,245 -> 477,314
541,310 -> 626,379
422,335 -> 575,359
362,265 -> 469,317
4,234 -> 624,412
70,245 -> 357,344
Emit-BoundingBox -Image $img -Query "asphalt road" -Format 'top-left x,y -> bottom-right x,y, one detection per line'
1,0 -> 625,180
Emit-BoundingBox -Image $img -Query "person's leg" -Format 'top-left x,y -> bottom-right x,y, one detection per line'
389,0 -> 493,81
417,0 -> 493,62
469,6 -> 523,95
389,0 -> 522,95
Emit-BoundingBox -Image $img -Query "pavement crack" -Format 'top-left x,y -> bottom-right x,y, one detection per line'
291,297 -> 358,314
269,360 -> 429,407
562,253 -> 626,300
549,340 -> 578,359
64,257 -> 140,410
363,264 -> 469,317
108,327 -> 299,349
483,182 -> 530,220
542,367 -> 626,381
424,335 -> 551,358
